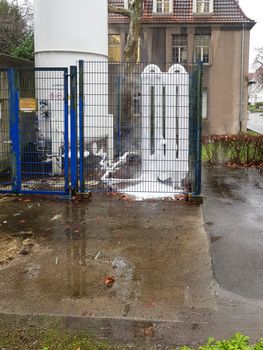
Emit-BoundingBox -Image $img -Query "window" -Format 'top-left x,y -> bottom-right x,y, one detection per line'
124,0 -> 128,9
108,34 -> 121,63
172,35 -> 187,63
202,88 -> 208,119
194,35 -> 210,64
193,0 -> 213,14
153,0 -> 173,14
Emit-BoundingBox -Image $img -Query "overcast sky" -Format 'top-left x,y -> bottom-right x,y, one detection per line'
238,0 -> 263,69
16,0 -> 263,70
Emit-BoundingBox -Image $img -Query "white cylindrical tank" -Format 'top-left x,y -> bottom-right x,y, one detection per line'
34,0 -> 112,175
34,0 -> 108,66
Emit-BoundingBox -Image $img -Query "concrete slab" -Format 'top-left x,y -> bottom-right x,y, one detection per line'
0,194 -> 216,321
203,165 -> 263,300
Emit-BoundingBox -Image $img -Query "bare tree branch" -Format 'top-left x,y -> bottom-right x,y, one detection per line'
108,4 -> 130,17
253,47 -> 263,85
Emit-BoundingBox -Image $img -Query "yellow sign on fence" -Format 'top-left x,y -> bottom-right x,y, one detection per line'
19,98 -> 37,112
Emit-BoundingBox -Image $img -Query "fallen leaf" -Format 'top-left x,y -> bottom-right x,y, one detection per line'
144,324 -> 155,336
104,276 -> 115,287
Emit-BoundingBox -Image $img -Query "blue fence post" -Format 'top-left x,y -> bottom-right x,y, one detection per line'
7,68 -> 21,193
195,62 -> 203,196
63,68 -> 70,195
70,66 -> 78,195
78,60 -> 85,193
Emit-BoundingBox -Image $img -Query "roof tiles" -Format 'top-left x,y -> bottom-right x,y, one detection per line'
108,0 -> 255,25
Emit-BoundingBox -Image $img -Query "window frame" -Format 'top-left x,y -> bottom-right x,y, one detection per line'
194,34 -> 211,64
171,34 -> 188,64
153,0 -> 173,14
193,0 -> 213,14
108,34 -> 121,63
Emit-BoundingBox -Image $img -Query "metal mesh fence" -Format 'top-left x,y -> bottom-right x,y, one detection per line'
0,69 -> 12,192
79,61 -> 202,196
0,68 -> 69,195
0,62 -> 201,197
18,68 -> 69,194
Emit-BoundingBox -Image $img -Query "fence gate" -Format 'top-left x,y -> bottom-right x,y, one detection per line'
78,61 -> 203,197
0,67 -> 69,195
0,62 -> 202,198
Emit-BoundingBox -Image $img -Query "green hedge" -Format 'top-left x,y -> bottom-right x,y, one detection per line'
202,134 -> 263,166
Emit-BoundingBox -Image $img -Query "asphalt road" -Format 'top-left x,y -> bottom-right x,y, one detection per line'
203,165 -> 263,300
248,112 -> 263,134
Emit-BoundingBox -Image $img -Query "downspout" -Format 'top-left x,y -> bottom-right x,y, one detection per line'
239,23 -> 245,132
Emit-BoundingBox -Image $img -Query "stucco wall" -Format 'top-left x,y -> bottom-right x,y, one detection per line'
203,27 -> 250,135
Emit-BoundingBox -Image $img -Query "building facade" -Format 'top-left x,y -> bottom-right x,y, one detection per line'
108,0 -> 255,135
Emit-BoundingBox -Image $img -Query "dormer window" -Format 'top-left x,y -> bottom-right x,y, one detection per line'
153,0 -> 173,14
193,0 -> 213,14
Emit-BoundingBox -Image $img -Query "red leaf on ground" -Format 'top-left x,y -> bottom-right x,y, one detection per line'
104,276 -> 115,287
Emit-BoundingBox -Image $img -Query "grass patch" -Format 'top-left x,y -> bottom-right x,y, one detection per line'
0,325 -> 120,350
1,325 -> 263,350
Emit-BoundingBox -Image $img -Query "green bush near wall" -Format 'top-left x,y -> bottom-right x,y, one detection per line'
202,134 -> 263,166
249,102 -> 263,113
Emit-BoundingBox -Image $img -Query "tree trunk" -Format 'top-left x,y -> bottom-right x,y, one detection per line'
108,1 -> 143,150
124,0 -> 143,64
108,0 -> 143,64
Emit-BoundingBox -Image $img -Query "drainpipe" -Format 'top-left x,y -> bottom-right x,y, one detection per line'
239,23 -> 245,132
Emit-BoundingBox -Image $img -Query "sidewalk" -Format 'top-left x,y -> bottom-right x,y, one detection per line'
1,192 -> 263,347
0,194 -> 215,320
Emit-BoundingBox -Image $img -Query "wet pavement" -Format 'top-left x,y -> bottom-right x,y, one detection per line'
203,165 -> 263,299
1,182 -> 263,347
248,112 -> 263,134
0,194 -> 215,321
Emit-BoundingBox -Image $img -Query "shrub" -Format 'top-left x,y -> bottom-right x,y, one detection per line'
202,134 -> 263,167
255,102 -> 263,110
180,333 -> 263,350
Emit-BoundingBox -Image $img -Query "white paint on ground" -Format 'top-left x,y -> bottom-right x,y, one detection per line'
125,174 -> 183,201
